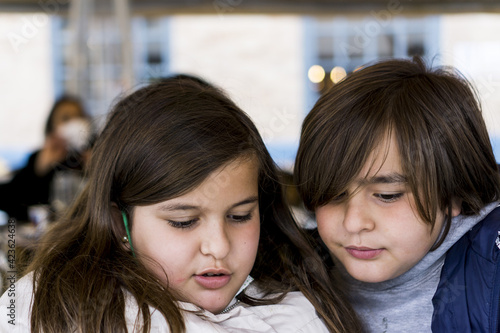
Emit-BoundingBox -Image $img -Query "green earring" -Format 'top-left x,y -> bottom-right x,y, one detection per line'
121,211 -> 136,257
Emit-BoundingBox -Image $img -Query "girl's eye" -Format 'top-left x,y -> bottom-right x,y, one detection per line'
227,213 -> 252,223
167,219 -> 198,229
374,193 -> 403,203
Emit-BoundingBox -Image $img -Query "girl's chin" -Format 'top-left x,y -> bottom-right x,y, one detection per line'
190,295 -> 235,314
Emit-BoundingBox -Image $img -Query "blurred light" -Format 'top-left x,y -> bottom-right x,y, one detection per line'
308,65 -> 325,83
330,66 -> 347,84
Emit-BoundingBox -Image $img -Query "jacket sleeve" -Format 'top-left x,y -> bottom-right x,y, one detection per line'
432,206 -> 500,333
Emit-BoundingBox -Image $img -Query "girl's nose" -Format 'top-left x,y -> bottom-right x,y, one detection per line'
200,219 -> 231,260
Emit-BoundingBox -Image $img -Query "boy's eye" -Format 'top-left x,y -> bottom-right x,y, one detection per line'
374,193 -> 403,203
330,191 -> 347,203
167,219 -> 198,229
227,213 -> 252,223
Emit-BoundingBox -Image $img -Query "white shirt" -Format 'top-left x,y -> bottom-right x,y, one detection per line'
0,273 -> 328,332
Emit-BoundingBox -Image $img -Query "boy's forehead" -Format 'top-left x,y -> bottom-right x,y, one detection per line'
355,172 -> 408,186
359,133 -> 403,180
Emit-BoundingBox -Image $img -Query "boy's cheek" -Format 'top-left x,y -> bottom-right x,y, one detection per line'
316,218 -> 337,244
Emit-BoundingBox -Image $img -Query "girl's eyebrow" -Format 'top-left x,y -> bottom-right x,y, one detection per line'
359,173 -> 407,185
231,196 -> 259,208
158,196 -> 259,212
158,203 -> 197,211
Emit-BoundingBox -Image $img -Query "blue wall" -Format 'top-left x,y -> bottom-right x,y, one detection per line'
2,136 -> 500,175
0,148 -> 30,172
491,136 -> 500,165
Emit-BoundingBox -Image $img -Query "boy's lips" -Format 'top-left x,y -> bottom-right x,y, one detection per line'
345,246 -> 384,260
194,268 -> 232,289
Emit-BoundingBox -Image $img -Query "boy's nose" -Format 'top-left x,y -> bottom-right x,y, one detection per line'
342,197 -> 375,234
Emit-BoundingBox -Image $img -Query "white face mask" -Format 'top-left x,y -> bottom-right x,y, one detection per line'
57,118 -> 91,152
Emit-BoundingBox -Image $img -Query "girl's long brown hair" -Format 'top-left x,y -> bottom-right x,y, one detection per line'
26,76 -> 362,333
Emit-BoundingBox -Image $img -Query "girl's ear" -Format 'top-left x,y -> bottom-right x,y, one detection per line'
110,202 -> 128,248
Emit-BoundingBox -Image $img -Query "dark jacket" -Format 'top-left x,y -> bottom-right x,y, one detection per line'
432,206 -> 500,333
0,150 -> 85,221
0,151 -> 53,221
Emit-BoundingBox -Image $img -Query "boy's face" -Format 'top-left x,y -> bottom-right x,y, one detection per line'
315,135 -> 459,283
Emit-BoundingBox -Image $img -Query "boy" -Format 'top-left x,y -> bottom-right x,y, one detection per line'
295,57 -> 500,332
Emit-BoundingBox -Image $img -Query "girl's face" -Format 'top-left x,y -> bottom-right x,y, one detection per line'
315,135 -> 460,283
131,157 -> 260,313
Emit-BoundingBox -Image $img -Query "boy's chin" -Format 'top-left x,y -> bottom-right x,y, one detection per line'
345,265 -> 401,283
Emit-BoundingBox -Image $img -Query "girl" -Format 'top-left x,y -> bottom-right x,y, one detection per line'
295,57 -> 500,332
0,76 -> 361,332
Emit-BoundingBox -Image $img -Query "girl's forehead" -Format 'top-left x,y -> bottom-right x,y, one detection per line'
175,155 -> 260,200
143,156 -> 260,212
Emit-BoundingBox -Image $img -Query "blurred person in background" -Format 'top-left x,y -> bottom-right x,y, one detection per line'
0,95 -> 93,221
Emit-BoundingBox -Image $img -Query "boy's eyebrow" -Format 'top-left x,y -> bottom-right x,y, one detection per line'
158,196 -> 259,211
359,173 -> 407,185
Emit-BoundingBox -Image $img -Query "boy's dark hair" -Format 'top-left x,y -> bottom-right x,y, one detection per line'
295,57 -> 500,249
